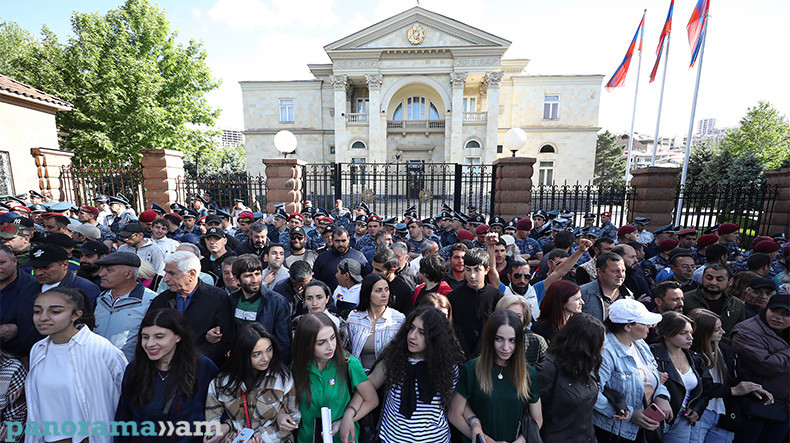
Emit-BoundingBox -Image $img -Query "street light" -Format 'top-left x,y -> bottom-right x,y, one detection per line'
274,130 -> 297,158
503,128 -> 527,157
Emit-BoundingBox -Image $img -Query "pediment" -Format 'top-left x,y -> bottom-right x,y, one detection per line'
325,7 -> 510,54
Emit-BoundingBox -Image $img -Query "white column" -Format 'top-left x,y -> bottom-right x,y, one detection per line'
330,74 -> 349,162
449,72 -> 467,164
365,73 -> 385,163
484,71 -> 504,163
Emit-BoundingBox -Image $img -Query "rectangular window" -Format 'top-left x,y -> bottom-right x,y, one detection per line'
463,97 -> 476,112
543,95 -> 559,120
538,161 -> 555,186
329,145 -> 335,155
351,158 -> 366,186
497,144 -> 503,154
279,98 -> 294,122
356,98 -> 369,113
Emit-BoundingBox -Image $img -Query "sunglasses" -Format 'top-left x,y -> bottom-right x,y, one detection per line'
290,235 -> 305,239
512,272 -> 531,280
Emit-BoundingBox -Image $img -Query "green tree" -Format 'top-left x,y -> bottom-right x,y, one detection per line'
594,130 -> 626,187
721,101 -> 790,170
0,0 -> 220,162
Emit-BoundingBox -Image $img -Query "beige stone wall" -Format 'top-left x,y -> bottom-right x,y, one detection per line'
0,100 -> 61,194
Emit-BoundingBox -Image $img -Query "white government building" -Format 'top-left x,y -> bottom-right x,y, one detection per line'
241,7 -> 603,185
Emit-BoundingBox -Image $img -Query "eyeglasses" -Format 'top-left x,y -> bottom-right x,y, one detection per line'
290,235 -> 305,239
512,272 -> 531,280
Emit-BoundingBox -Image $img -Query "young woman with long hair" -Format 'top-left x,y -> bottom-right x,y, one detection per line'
537,312 -> 605,441
345,273 -> 405,371
532,280 -> 584,342
354,306 -> 465,442
449,309 -> 542,443
292,280 -> 343,332
291,312 -> 378,443
26,288 -> 127,443
495,294 -> 548,366
687,309 -> 772,443
115,309 -> 218,443
204,323 -> 300,442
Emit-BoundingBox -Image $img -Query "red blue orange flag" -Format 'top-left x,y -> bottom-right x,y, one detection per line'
687,0 -> 710,67
606,12 -> 645,91
650,0 -> 674,83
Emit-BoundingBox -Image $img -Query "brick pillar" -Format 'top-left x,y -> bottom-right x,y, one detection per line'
140,149 -> 184,211
492,157 -> 535,219
262,158 -> 305,214
30,147 -> 75,201
764,168 -> 790,236
630,166 -> 681,227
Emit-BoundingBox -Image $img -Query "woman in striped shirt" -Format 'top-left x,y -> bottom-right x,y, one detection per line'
354,306 -> 464,443
26,288 -> 127,443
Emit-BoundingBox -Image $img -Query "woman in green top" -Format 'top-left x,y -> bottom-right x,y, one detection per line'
449,309 -> 542,443
292,312 -> 378,443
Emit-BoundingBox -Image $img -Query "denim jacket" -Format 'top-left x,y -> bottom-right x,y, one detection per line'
593,332 -> 671,440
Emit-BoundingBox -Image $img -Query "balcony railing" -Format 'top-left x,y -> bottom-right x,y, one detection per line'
345,113 -> 368,124
387,120 -> 445,133
464,111 -> 487,123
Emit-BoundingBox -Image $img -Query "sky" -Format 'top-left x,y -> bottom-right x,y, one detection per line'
4,0 -> 790,140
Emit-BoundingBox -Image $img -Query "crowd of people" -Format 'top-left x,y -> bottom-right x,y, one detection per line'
0,189 -> 788,443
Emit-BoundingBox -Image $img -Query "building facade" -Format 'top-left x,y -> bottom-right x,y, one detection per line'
242,7 -> 603,185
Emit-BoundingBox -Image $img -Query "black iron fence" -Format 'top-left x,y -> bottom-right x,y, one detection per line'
673,183 -> 779,247
176,172 -> 267,213
304,162 -> 495,218
60,161 -> 145,213
531,182 -> 636,227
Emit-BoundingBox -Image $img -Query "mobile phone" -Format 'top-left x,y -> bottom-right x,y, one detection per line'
643,403 -> 666,422
231,428 -> 254,443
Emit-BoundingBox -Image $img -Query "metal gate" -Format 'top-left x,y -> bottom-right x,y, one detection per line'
304,162 -> 496,218
60,161 -> 145,213
531,182 -> 636,228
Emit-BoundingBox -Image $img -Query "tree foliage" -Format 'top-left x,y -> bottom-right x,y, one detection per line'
183,144 -> 247,177
686,143 -> 764,190
594,130 -> 626,187
721,101 -> 790,170
0,0 -> 220,162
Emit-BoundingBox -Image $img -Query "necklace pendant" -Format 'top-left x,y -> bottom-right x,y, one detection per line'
497,373 -> 504,380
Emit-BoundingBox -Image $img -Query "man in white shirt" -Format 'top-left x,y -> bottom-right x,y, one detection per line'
502,258 -> 540,322
333,258 -> 362,312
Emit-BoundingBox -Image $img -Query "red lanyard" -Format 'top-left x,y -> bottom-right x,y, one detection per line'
240,390 -> 252,428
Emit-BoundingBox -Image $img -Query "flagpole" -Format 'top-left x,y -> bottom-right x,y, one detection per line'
675,14 -> 709,226
651,33 -> 671,166
624,10 -> 646,183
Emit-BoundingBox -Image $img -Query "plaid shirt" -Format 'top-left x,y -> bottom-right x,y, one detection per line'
0,352 -> 26,442
205,373 -> 300,442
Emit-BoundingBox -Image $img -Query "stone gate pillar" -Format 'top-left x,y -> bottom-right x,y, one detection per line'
764,168 -> 790,236
493,157 -> 535,219
262,158 -> 305,214
140,149 -> 184,210
30,147 -> 74,201
629,166 -> 681,227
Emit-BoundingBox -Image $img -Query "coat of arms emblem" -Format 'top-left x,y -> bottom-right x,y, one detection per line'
407,25 -> 425,45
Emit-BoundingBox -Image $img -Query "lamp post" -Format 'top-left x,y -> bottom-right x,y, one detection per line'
274,130 -> 297,158
503,128 -> 527,157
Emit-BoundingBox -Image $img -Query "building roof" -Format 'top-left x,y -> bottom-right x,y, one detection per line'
0,74 -> 72,111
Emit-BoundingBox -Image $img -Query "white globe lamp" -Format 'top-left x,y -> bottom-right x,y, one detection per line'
503,128 -> 528,157
274,130 -> 297,158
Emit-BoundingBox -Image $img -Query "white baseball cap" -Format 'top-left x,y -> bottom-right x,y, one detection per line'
608,299 -> 662,325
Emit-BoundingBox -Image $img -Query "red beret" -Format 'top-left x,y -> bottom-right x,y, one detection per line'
718,223 -> 739,235
618,225 -> 637,236
80,206 -> 99,216
237,211 -> 254,221
754,240 -> 781,254
678,228 -> 698,237
784,245 -> 790,257
659,239 -> 679,252
601,211 -> 612,217
475,224 -> 490,235
516,219 -> 532,231
696,234 -> 719,248
367,214 -> 382,223
288,212 -> 304,221
11,205 -> 30,213
164,212 -> 182,222
457,229 -> 474,242
751,236 -> 773,249
317,216 -> 334,224
138,210 -> 157,223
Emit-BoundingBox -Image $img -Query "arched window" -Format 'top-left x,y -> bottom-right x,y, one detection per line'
351,141 -> 366,149
465,140 -> 481,149
393,97 -> 440,120
540,144 -> 556,153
